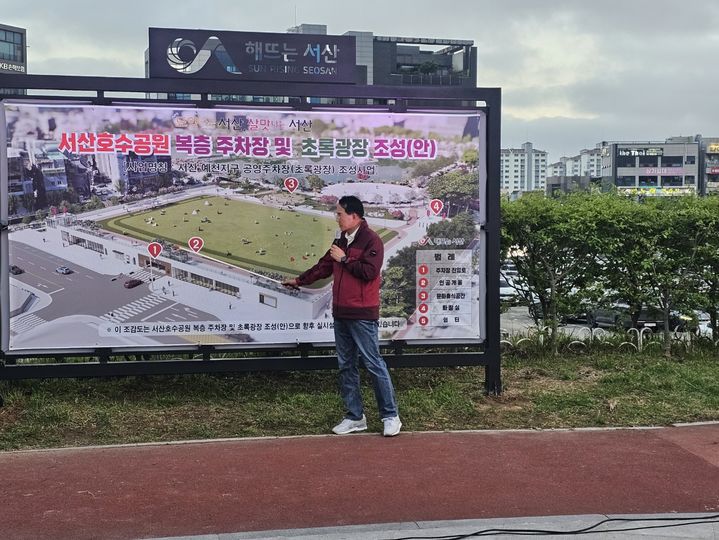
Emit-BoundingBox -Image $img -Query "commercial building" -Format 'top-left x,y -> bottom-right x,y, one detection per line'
0,22 -> 27,95
702,138 -> 719,194
93,149 -> 173,195
145,24 -> 477,106
599,137 -> 700,196
0,22 -> 25,74
500,142 -> 547,196
7,148 -> 31,214
288,23 -> 476,88
42,214 -> 330,321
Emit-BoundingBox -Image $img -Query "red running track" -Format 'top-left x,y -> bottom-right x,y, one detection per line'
0,424 -> 718,540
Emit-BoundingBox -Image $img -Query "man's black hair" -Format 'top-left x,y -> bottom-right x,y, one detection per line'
338,195 -> 364,218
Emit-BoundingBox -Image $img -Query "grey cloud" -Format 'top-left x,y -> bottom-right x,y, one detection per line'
3,0 -> 718,158
30,56 -> 139,78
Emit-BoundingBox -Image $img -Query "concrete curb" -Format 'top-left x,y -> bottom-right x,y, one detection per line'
3,420 -> 718,455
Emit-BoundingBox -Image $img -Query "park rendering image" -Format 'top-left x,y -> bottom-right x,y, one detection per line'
3,102 -> 485,351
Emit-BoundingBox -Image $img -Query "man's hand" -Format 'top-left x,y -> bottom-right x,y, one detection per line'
330,245 -> 346,262
282,278 -> 300,290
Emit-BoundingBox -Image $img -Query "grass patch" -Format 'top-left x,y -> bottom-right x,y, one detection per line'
98,195 -> 397,279
1,349 -> 717,451
100,195 -> 337,277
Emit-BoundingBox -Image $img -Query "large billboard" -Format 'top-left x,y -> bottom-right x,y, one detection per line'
1,102 -> 486,353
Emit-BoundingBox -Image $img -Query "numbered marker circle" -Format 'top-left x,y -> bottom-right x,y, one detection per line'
429,199 -> 444,216
418,290 -> 429,301
418,264 -> 429,275
147,242 -> 163,258
419,316 -> 429,326
419,303 -> 429,314
418,277 -> 429,288
284,177 -> 299,193
188,236 -> 204,253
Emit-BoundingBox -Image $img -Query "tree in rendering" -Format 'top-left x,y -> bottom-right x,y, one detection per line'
381,245 -> 418,317
380,265 -> 412,318
307,175 -> 324,192
426,170 -> 477,216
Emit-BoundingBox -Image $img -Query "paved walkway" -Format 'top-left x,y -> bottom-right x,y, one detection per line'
0,423 -> 718,540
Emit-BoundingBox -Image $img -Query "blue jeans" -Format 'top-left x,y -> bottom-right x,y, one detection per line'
333,318 -> 398,421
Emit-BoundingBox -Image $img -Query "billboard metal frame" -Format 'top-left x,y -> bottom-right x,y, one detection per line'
0,73 -> 501,395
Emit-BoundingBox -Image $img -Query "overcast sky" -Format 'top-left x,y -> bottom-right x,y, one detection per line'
4,0 -> 718,160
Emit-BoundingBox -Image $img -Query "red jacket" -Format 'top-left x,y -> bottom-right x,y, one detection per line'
297,219 -> 383,320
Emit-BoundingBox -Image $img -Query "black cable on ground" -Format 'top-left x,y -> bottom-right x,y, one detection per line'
389,513 -> 719,539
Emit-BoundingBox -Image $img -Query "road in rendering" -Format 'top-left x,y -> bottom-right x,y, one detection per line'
9,241 -> 215,327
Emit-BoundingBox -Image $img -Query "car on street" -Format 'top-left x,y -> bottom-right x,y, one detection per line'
55,266 -> 73,275
499,277 -> 519,303
587,304 -> 687,332
526,292 -> 589,324
123,278 -> 143,289
695,311 -> 713,338
9,265 -> 23,275
501,260 -> 519,278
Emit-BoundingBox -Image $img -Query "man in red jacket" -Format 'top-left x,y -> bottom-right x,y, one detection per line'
283,196 -> 401,436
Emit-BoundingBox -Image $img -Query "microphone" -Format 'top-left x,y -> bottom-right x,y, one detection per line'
332,229 -> 342,246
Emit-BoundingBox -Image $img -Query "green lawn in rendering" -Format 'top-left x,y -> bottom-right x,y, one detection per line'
99,195 -> 397,278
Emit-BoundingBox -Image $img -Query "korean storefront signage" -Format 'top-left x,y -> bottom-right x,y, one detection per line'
617,147 -> 664,157
0,61 -> 25,73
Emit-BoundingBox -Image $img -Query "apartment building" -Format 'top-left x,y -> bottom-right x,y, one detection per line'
546,147 -> 602,196
548,148 -> 602,178
500,142 -> 547,196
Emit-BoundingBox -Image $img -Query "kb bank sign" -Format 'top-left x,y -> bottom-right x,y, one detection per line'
148,28 -> 356,84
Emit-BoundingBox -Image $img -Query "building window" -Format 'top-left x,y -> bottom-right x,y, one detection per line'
685,155 -> 696,165
638,176 -> 658,187
684,175 -> 695,186
259,293 -> 277,308
0,30 -> 23,63
638,156 -> 659,167
661,176 -> 682,187
189,273 -> 213,288
661,156 -> 683,167
215,280 -> 240,297
615,176 -> 636,187
616,155 -> 636,168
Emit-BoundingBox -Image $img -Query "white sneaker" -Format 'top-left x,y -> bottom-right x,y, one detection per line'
382,416 -> 402,437
332,415 -> 367,435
